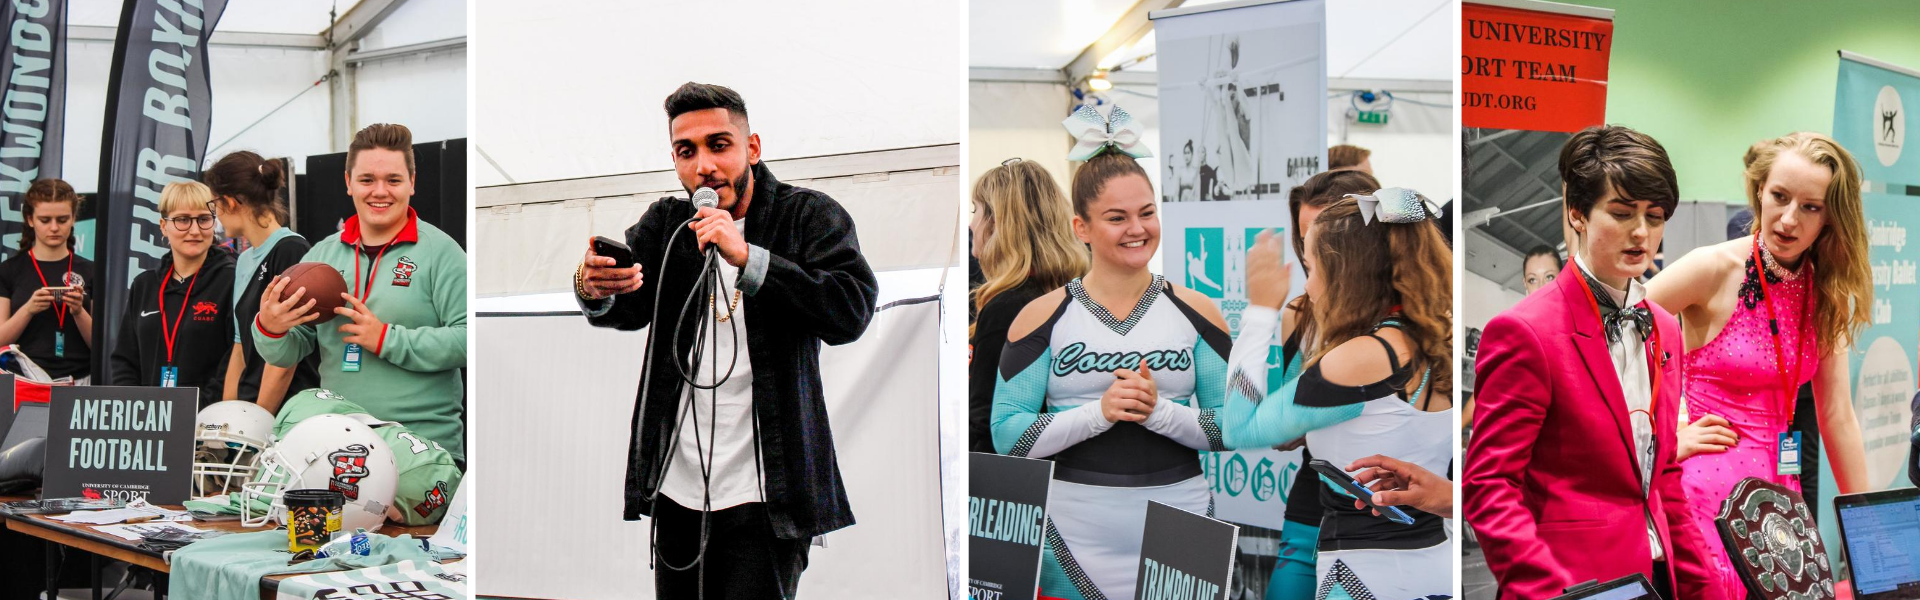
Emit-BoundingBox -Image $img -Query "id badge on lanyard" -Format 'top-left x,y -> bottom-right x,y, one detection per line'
54,331 -> 63,357
160,365 -> 178,388
1778,431 -> 1802,475
343,343 -> 362,372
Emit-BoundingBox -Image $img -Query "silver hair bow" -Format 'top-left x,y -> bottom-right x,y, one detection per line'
1061,104 -> 1151,161
1347,188 -> 1440,225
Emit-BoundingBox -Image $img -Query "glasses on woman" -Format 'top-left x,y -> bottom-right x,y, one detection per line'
166,214 -> 216,231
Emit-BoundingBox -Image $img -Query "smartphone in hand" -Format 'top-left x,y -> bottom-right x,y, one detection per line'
1308,459 -> 1416,525
591,236 -> 635,269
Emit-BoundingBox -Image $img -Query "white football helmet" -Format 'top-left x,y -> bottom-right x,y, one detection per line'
240,413 -> 398,532
192,401 -> 276,497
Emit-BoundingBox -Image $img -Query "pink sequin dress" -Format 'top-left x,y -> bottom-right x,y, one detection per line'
1678,250 -> 1819,600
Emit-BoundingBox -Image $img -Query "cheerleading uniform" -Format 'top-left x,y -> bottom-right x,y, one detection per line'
991,275 -> 1228,600
1221,305 -> 1452,599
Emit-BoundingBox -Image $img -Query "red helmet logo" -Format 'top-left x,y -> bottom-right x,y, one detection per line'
328,444 -> 372,499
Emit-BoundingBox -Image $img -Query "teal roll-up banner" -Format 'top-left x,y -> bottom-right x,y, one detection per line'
1828,51 -> 1920,570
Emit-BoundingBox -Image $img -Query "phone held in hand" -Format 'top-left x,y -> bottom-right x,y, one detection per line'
1307,459 -> 1416,526
592,236 -> 635,269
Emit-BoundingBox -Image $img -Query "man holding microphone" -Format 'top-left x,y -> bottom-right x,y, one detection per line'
575,82 -> 878,598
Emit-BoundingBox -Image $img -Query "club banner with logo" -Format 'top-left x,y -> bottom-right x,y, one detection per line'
1153,0 -> 1325,204
1462,1 -> 1613,132
1,0 -> 65,260
1134,501 -> 1236,600
1826,52 -> 1920,562
970,452 -> 1052,600
91,0 -> 226,383
42,386 -> 196,504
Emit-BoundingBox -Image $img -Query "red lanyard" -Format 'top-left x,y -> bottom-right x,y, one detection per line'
28,248 -> 72,327
353,243 -> 391,303
1572,270 -> 1664,417
1753,236 -> 1813,418
158,265 -> 198,365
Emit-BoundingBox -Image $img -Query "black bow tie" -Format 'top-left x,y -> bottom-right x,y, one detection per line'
1580,268 -> 1652,344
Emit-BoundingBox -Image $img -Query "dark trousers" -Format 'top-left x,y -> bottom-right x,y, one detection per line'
654,497 -> 809,600
1651,560 -> 1673,600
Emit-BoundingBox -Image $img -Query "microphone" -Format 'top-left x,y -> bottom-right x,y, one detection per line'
692,187 -> 719,209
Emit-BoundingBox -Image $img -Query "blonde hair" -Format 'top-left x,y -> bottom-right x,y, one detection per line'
1743,131 -> 1872,354
157,180 -> 213,218
971,161 -> 1088,338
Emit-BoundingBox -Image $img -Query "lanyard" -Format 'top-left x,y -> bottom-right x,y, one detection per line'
352,242 -> 391,303
1753,236 -> 1813,418
158,265 -> 198,365
1572,270 -> 1664,418
28,248 -> 72,327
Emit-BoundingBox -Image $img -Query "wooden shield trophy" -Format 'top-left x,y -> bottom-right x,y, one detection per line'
1714,477 -> 1835,599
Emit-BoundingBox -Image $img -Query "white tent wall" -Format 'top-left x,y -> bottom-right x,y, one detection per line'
46,0 -> 466,190
351,0 -> 469,144
55,42 -> 330,191
474,296 -> 951,600
1327,88 -> 1453,201
471,0 -> 963,187
966,80 -> 1073,200
475,145 -> 960,298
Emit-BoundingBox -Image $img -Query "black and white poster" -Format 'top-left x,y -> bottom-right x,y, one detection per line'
969,452 -> 1054,600
42,386 -> 196,504
1,0 -> 66,261
91,0 -> 228,383
1153,0 -> 1326,203
1134,501 -> 1237,600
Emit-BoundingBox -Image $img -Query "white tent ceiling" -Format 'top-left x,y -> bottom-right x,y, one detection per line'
66,0 -> 358,33
969,0 -> 1453,81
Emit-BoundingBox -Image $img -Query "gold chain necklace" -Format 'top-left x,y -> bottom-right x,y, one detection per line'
711,289 -> 743,322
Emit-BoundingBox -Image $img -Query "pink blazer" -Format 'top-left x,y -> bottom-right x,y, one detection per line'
1465,262 -> 1722,599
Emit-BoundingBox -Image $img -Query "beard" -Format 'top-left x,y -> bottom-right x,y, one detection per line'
684,164 -> 754,209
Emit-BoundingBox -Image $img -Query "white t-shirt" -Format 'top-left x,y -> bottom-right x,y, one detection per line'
661,219 -> 762,511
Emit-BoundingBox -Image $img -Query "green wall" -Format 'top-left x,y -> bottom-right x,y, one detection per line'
1581,0 -> 1920,203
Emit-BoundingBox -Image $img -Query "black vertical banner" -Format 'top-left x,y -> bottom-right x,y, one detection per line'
0,0 -> 66,262
91,0 -> 227,382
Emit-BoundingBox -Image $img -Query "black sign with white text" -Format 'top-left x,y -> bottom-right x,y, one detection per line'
1135,501 -> 1236,600
970,452 -> 1054,600
43,386 -> 195,503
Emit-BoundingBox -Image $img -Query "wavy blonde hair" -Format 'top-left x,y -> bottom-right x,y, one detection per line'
1743,132 -> 1872,354
971,161 -> 1088,338
1305,198 -> 1453,398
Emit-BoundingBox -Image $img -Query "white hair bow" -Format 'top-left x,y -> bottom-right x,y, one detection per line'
1347,188 -> 1440,225
1061,104 -> 1151,162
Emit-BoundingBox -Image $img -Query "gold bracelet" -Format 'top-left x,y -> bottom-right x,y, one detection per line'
574,263 -> 594,300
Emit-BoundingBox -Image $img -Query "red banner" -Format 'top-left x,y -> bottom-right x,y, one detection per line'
1462,3 -> 1613,132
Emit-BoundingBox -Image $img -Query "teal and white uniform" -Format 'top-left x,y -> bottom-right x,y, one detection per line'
991,276 -> 1229,600
1220,306 -> 1452,600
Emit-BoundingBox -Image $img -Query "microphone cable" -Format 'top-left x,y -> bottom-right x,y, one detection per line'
624,200 -> 784,599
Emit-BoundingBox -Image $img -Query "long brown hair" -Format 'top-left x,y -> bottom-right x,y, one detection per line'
1305,199 -> 1453,398
971,160 -> 1087,338
1286,170 -> 1382,345
20,179 -> 82,251
1743,131 -> 1871,354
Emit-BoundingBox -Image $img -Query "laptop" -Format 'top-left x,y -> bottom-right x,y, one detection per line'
1835,488 -> 1920,599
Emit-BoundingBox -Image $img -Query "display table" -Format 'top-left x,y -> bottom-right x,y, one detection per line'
1,494 -> 446,599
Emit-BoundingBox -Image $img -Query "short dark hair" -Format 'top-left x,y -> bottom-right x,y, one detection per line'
1523,245 -> 1562,270
347,123 -> 415,175
1558,125 -> 1678,218
664,82 -> 749,130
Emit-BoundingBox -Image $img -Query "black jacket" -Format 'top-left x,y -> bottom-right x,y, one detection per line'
969,281 -> 1049,454
111,249 -> 235,406
585,162 -> 878,539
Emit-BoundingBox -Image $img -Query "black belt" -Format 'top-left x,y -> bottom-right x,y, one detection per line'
1049,421 -> 1204,487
